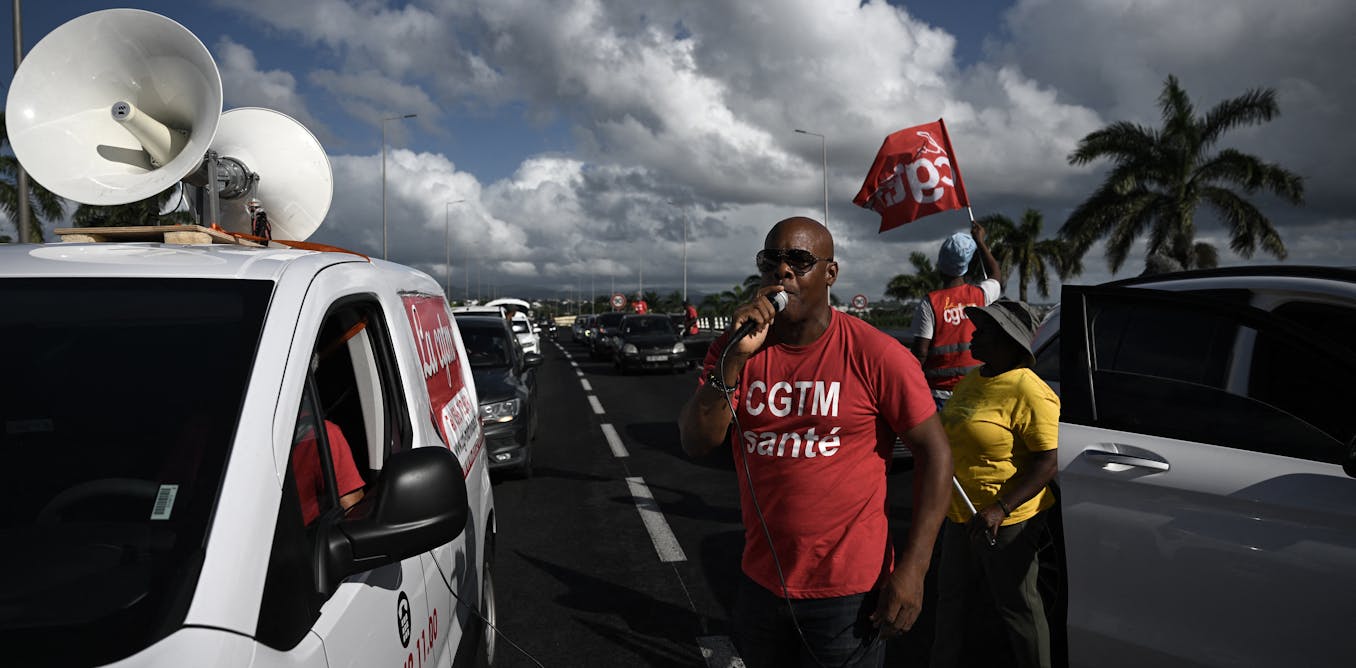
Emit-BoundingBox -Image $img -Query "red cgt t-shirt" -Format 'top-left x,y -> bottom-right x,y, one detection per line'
701,310 -> 934,598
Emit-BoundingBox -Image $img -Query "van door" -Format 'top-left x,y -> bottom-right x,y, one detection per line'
1058,286 -> 1356,667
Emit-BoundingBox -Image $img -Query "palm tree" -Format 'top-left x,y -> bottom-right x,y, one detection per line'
1062,74 -> 1303,272
71,186 -> 194,228
1,111 -> 67,242
884,252 -> 943,301
980,209 -> 1082,301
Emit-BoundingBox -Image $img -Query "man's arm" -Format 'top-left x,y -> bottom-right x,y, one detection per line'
871,414 -> 952,636
972,221 -> 1003,292
909,299 -> 934,364
678,287 -> 783,457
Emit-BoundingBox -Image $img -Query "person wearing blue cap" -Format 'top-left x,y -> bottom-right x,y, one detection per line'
909,222 -> 1002,411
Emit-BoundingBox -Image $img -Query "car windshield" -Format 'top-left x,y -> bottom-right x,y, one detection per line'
0,278 -> 271,665
596,313 -> 625,329
623,316 -> 675,335
459,320 -> 514,368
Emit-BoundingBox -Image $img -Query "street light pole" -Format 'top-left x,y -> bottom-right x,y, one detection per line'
381,113 -> 417,260
444,199 -> 465,299
794,128 -> 828,229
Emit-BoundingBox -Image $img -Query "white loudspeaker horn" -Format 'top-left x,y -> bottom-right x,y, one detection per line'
213,108 -> 334,242
4,9 -> 222,206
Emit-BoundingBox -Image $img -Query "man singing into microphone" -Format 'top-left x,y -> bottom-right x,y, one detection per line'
679,217 -> 952,667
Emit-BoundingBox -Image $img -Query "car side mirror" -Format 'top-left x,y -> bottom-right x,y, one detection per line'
322,446 -> 469,589
523,352 -> 543,368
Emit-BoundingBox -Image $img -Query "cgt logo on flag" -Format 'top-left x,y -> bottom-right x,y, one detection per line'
853,119 -> 970,233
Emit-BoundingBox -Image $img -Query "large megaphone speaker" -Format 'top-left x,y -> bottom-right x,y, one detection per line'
4,9 -> 223,206
212,108 -> 333,242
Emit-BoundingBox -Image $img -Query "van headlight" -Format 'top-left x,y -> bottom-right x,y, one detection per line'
479,399 -> 520,423
622,343 -> 638,355
672,342 -> 686,354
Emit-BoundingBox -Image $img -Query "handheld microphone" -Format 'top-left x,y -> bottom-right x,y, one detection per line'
730,290 -> 789,344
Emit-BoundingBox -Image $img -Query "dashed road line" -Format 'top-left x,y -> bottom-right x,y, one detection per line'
625,476 -> 687,563
580,378 -> 593,391
601,423 -> 629,458
588,395 -> 605,414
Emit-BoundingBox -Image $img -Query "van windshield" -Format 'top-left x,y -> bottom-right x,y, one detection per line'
0,278 -> 272,666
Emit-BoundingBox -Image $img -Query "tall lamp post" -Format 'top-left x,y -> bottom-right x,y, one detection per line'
381,113 -> 417,260
794,128 -> 828,229
444,199 -> 465,299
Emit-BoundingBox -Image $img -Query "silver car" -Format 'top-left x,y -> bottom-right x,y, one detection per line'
1034,266 -> 1356,667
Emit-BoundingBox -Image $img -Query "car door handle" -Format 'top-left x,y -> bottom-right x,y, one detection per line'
1083,447 -> 1170,472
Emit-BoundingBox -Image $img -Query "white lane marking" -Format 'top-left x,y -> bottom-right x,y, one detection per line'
588,395 -> 605,414
576,370 -> 585,378
570,361 -> 579,369
580,379 -> 593,392
601,423 -> 629,458
697,636 -> 745,668
625,477 -> 687,563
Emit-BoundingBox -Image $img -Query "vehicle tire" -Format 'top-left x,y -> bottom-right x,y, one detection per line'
477,554 -> 497,667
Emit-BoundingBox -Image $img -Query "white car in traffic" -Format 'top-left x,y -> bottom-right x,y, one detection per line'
1033,266 -> 1356,667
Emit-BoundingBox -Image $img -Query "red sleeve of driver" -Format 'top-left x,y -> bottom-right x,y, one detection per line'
324,421 -> 366,497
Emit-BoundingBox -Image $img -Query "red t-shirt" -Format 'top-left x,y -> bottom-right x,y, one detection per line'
292,420 -> 366,525
701,310 -> 934,598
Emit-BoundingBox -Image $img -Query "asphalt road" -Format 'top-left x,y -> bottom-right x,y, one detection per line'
487,333 -> 936,667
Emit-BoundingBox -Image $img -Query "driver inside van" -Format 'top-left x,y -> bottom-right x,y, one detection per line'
292,319 -> 370,525
292,419 -> 365,525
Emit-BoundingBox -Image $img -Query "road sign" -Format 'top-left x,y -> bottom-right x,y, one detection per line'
610,293 -> 626,310
851,293 -> 868,310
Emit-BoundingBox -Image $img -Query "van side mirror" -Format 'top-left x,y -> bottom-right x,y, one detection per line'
323,446 -> 469,587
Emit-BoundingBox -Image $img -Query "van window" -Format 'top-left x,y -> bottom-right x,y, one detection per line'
257,299 -> 410,648
0,278 -> 271,665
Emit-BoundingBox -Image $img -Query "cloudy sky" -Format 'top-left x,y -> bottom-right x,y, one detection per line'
4,0 -> 1353,305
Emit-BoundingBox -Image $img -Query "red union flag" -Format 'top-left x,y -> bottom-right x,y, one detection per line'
852,119 -> 970,232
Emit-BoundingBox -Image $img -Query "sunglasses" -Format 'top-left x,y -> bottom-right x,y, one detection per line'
756,248 -> 833,275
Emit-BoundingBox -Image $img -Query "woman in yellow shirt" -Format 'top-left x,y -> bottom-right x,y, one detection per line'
930,299 -> 1060,668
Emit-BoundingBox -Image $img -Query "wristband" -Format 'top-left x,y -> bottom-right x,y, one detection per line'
706,371 -> 738,395
995,497 -> 1012,517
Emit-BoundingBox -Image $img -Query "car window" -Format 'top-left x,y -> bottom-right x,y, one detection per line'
1076,290 -> 1352,463
0,277 -> 271,665
461,325 -> 514,368
257,299 -> 410,649
624,316 -> 675,335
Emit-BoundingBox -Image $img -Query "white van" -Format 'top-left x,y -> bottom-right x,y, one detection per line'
0,242 -> 497,667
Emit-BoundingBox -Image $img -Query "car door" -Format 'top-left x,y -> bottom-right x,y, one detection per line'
1058,285 -> 1356,668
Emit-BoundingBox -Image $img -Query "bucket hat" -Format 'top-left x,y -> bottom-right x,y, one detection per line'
963,299 -> 1039,361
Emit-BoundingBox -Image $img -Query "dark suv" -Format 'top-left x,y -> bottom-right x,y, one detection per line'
454,314 -> 543,477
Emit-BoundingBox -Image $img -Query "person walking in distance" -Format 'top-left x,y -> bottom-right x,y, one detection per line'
679,216 -> 953,667
910,222 -> 1003,411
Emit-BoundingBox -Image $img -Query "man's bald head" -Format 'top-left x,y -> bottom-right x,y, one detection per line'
766,217 -> 833,258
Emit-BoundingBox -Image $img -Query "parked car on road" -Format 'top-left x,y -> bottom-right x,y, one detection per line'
571,314 -> 595,343
589,311 -> 627,360
1036,265 -> 1356,668
454,314 -> 543,477
613,314 -> 689,374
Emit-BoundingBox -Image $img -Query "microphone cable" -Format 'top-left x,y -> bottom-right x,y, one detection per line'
431,543 -> 549,668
